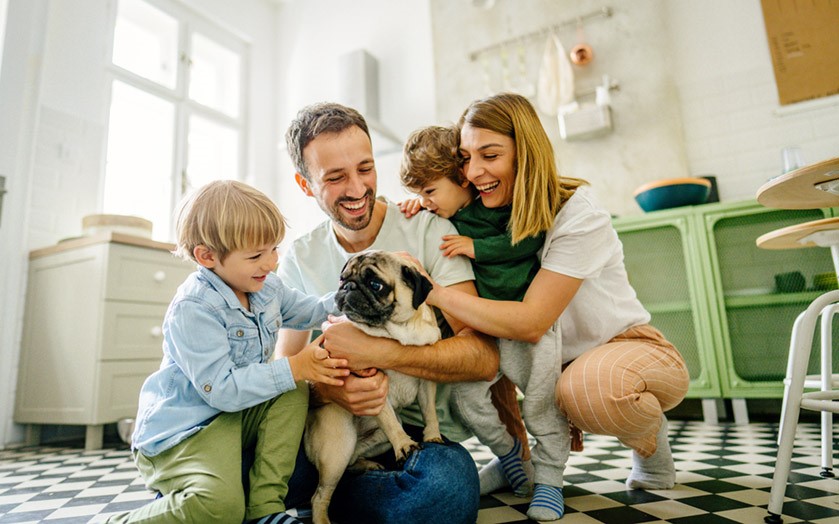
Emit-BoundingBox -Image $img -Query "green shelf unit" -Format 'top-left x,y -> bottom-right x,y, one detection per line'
700,201 -> 835,398
613,210 -> 721,398
614,199 -> 838,402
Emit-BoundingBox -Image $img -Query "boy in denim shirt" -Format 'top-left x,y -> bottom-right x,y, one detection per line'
107,180 -> 349,524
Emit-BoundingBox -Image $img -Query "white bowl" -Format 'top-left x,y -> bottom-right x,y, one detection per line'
82,214 -> 153,239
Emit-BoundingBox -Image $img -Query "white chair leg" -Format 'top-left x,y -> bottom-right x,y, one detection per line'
778,310 -> 808,447
767,322 -> 812,521
819,304 -> 838,477
766,290 -> 839,523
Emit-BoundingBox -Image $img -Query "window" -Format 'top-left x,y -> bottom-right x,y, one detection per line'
104,0 -> 247,240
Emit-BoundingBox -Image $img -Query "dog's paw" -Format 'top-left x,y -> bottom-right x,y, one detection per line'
347,458 -> 385,472
394,440 -> 421,465
424,435 -> 444,444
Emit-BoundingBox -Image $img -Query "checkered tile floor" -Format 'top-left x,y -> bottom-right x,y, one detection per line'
1,420 -> 837,523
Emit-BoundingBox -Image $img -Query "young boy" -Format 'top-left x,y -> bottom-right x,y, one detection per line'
106,180 -> 349,524
399,126 -> 549,501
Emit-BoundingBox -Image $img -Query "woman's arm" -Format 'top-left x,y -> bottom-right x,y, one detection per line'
427,267 -> 583,343
320,281 -> 499,382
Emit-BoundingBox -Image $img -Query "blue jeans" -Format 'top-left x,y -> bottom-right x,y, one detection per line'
285,425 -> 479,524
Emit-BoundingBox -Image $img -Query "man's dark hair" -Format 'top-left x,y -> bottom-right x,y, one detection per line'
285,102 -> 370,180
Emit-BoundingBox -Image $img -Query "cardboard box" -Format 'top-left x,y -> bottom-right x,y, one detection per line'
760,0 -> 839,105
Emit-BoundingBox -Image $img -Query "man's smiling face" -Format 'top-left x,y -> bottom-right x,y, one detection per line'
302,125 -> 377,231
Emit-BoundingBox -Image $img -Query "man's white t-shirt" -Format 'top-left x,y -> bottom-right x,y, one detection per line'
541,185 -> 651,362
279,197 -> 475,441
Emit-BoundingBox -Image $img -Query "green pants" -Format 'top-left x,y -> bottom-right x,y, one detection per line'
106,382 -> 309,523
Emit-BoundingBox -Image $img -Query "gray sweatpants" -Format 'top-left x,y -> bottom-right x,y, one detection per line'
451,325 -> 570,487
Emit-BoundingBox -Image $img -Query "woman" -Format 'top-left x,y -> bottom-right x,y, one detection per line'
424,92 -> 690,521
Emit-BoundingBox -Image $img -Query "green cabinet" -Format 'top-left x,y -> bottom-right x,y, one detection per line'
614,200 -> 835,400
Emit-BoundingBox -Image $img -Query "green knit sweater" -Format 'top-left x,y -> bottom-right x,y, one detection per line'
450,199 -> 545,302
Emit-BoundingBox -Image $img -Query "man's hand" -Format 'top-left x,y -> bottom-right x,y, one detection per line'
287,333 -> 350,386
440,234 -> 475,259
315,371 -> 389,416
321,318 -> 396,370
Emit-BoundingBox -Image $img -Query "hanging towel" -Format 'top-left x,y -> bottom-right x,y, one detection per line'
536,33 -> 575,116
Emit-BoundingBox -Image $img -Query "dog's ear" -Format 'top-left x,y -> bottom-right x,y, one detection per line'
401,264 -> 433,310
339,256 -> 355,280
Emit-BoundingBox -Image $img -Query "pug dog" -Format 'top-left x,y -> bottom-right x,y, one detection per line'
304,250 -> 443,524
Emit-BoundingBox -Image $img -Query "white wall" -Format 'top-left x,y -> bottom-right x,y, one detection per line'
0,0 -> 7,66
432,0 -> 690,217
666,0 -> 839,201
0,0 -> 49,449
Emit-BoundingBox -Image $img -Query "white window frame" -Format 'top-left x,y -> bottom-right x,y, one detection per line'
103,0 -> 250,240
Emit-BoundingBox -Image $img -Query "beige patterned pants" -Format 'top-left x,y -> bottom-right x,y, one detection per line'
556,324 -> 689,458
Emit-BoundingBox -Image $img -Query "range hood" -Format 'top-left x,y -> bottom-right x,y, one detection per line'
337,49 -> 403,155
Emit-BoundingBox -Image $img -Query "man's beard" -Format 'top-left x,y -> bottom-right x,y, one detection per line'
328,189 -> 375,231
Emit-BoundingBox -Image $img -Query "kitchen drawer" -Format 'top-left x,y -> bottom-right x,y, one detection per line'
100,302 -> 168,360
93,359 -> 160,422
105,243 -> 194,303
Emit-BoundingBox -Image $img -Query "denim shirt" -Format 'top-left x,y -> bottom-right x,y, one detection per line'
132,266 -> 335,456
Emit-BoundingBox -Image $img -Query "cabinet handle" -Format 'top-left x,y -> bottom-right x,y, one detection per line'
153,270 -> 166,282
150,326 -> 163,338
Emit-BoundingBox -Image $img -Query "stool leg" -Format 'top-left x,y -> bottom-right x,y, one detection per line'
819,305 -> 836,478
767,307 -> 820,523
778,311 -> 807,448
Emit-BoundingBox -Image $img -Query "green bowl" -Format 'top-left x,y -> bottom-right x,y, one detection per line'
633,178 -> 712,213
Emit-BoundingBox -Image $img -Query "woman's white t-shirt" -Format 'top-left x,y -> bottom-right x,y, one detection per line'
540,185 -> 650,362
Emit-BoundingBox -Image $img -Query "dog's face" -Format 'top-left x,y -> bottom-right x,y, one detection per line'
335,250 -> 433,327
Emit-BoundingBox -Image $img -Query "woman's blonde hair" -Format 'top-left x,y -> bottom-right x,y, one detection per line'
174,180 -> 286,263
457,92 -> 586,244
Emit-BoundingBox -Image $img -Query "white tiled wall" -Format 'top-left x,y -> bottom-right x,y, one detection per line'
27,106 -> 104,250
678,67 -> 839,204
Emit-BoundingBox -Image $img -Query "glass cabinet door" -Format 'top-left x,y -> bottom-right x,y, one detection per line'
702,204 -> 835,397
615,213 -> 721,397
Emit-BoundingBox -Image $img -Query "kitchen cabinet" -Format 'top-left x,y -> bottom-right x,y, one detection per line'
613,200 -> 835,420
14,233 -> 194,449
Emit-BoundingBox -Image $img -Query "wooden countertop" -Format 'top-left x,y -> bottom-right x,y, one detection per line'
30,232 -> 177,259
756,157 -> 839,209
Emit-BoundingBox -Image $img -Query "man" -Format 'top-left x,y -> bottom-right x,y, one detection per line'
277,102 -> 527,523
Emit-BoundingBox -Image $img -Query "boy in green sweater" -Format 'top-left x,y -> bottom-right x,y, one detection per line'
399,126 -> 544,302
399,125 -> 549,500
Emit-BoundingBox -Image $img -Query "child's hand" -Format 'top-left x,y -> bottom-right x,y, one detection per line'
398,198 -> 424,218
288,333 -> 350,386
393,250 -> 424,269
440,235 -> 475,259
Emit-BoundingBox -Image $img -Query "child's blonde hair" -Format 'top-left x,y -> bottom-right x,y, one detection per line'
458,92 -> 587,244
174,180 -> 286,263
399,125 -> 466,189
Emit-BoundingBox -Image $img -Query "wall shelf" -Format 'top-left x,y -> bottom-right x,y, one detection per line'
724,290 -> 828,309
468,6 -> 612,62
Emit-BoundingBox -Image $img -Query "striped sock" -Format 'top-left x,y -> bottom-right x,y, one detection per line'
527,484 -> 565,521
248,512 -> 303,524
499,438 -> 531,497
